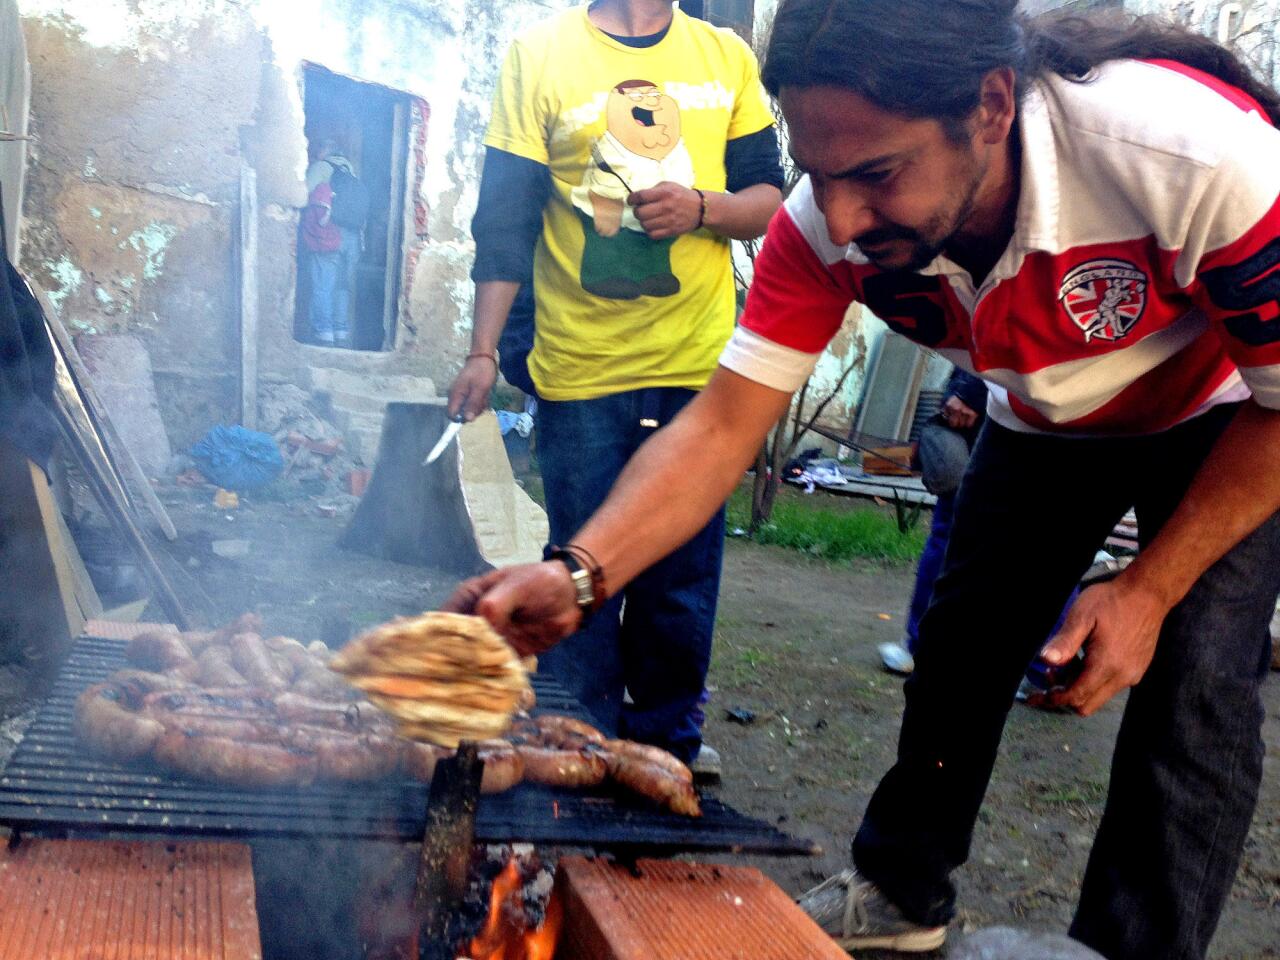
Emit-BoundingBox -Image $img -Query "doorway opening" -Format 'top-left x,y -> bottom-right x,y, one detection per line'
295,63 -> 411,351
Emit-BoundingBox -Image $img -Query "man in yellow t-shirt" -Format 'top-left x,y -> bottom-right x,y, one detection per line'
447,0 -> 782,765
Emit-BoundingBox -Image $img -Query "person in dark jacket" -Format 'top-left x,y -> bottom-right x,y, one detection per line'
879,368 -> 987,674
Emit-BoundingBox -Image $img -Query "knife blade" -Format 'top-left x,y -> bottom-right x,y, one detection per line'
423,417 -> 464,465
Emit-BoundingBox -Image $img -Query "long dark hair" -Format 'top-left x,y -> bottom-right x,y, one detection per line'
761,0 -> 1280,132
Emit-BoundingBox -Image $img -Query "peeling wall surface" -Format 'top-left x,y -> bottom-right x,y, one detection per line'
18,0 -> 570,447
19,0 -> 1275,449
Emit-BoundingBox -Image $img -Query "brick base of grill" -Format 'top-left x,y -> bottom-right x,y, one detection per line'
554,856 -> 849,960
0,838 -> 262,959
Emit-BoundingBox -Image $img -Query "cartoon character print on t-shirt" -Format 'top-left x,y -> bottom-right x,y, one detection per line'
570,78 -> 695,300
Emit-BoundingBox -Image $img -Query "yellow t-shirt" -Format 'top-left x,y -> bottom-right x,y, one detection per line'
484,6 -> 776,400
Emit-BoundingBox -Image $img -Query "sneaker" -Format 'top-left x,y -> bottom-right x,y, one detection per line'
798,868 -> 946,952
878,641 -> 915,676
689,743 -> 721,786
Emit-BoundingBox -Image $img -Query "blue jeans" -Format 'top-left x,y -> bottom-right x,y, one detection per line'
536,387 -> 725,763
853,403 -> 1279,959
308,228 -> 358,343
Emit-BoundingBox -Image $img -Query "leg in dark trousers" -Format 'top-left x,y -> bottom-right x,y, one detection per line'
1071,405 -> 1280,960
536,392 -> 635,734
536,389 -> 724,760
853,423 -> 1132,925
618,390 -> 725,764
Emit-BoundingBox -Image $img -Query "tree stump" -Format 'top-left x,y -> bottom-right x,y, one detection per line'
339,403 -> 489,577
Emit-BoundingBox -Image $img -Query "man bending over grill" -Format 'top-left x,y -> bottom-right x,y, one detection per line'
446,2 -> 1280,957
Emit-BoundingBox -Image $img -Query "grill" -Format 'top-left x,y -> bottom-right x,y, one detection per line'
0,634 -> 816,855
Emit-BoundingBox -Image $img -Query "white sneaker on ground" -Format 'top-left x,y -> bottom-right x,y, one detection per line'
878,641 -> 915,676
798,868 -> 946,953
689,743 -> 721,785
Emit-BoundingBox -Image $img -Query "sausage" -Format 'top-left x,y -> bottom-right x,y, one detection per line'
273,691 -> 392,732
179,630 -> 218,657
476,741 -> 525,794
600,739 -> 692,782
286,726 -> 403,781
74,683 -> 165,760
141,689 -> 279,721
152,729 -> 318,787
267,637 -> 312,678
606,758 -> 701,817
125,630 -> 197,674
517,686 -> 537,712
402,742 -> 448,782
401,741 -> 523,793
229,633 -> 289,689
110,669 -> 195,698
207,613 -> 264,646
534,715 -> 605,747
149,711 -> 272,742
307,640 -> 333,663
290,660 -> 361,700
515,745 -> 607,788
195,645 -> 249,687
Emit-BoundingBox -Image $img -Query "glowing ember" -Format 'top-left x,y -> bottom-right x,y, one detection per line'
460,858 -> 561,960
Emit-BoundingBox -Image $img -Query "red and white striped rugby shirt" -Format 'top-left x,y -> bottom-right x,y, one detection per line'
723,59 -> 1280,435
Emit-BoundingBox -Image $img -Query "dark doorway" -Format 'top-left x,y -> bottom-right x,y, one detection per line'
295,64 -> 410,351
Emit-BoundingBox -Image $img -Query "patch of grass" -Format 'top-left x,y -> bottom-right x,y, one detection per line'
1031,779 -> 1109,808
726,488 -> 926,566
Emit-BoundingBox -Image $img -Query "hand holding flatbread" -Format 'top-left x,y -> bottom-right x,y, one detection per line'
328,611 -> 532,748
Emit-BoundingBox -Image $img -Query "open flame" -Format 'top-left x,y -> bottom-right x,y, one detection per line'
460,858 -> 562,960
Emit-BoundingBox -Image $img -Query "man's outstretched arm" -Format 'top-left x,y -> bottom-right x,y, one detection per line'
445,367 -> 794,653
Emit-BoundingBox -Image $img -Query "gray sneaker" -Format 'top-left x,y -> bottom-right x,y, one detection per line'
798,868 -> 946,952
689,743 -> 721,785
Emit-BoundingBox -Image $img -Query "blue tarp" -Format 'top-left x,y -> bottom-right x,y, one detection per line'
190,425 -> 284,491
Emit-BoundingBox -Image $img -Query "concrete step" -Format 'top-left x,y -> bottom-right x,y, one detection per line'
309,367 -> 436,404
326,389 -> 391,416
340,410 -> 386,435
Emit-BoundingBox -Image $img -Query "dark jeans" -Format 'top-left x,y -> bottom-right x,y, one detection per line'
853,403 -> 1280,960
905,491 -> 955,651
536,387 -> 725,763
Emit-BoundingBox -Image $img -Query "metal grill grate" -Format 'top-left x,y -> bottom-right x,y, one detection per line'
0,635 -> 816,855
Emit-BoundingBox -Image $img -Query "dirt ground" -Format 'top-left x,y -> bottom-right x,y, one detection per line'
23,479 -> 1280,958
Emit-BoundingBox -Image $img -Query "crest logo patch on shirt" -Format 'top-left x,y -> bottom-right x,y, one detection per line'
1058,259 -> 1148,343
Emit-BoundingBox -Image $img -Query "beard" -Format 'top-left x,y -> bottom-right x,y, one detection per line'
854,163 -> 985,273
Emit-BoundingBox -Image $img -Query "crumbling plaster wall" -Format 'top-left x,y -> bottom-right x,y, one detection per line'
17,0 -> 570,448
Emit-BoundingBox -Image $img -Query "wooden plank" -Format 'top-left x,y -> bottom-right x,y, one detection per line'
48,483 -> 103,622
48,386 -> 190,629
32,279 -> 178,541
239,162 -> 259,430
99,598 -> 150,624
382,99 -> 409,350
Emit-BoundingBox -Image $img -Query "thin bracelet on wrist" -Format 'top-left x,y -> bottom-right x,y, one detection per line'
564,542 -> 606,606
693,188 -> 708,230
466,351 -> 499,367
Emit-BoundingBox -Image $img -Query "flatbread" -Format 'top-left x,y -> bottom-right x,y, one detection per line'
329,612 -> 530,748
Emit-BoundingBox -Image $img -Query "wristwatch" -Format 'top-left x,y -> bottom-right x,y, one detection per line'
545,547 -> 595,620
